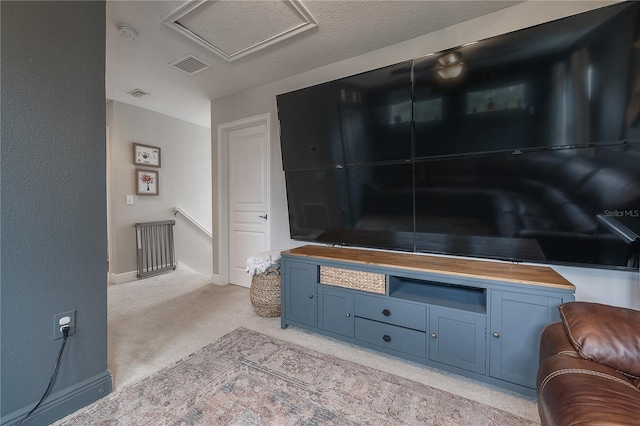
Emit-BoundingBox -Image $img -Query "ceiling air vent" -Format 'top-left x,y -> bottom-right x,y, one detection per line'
170,54 -> 209,75
127,88 -> 150,98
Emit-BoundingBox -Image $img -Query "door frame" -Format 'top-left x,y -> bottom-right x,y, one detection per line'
217,113 -> 271,285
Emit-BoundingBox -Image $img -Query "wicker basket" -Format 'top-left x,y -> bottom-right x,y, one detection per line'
320,266 -> 386,294
250,269 -> 281,317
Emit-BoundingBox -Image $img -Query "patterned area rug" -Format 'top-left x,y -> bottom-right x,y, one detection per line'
57,328 -> 537,425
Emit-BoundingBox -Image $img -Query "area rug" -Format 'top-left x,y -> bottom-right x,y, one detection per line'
56,328 -> 537,425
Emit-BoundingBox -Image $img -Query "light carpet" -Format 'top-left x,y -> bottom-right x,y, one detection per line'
57,327 -> 537,425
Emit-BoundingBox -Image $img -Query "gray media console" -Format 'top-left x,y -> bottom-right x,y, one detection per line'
280,245 -> 576,397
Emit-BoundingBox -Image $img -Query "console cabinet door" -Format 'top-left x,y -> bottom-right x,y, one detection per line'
318,285 -> 354,337
283,260 -> 317,327
428,307 -> 486,374
489,290 -> 562,388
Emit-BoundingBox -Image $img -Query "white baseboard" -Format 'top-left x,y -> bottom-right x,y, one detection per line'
108,270 -> 138,284
109,266 -> 220,285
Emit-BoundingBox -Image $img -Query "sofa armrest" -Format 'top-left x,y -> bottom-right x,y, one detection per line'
559,302 -> 640,377
539,322 -> 577,363
537,354 -> 640,426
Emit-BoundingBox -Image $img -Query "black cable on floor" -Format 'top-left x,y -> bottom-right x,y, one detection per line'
14,329 -> 69,426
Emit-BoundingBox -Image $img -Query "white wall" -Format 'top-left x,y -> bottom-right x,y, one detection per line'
552,265 -> 639,309
211,1 -> 639,309
108,101 -> 212,280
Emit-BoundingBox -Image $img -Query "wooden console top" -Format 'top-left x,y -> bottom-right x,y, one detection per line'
282,245 -> 575,290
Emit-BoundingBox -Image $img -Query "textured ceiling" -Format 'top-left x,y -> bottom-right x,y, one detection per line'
178,2 -> 305,55
169,0 -> 317,60
107,1 -> 529,127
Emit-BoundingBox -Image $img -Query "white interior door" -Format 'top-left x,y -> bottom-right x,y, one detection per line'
227,122 -> 269,287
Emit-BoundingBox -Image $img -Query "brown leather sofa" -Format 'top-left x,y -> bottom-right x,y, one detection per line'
537,302 -> 640,425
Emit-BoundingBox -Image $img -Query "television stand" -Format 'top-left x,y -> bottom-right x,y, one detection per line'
280,245 -> 575,396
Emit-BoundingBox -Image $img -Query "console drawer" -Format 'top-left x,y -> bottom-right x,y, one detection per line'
354,293 -> 426,331
355,317 -> 426,358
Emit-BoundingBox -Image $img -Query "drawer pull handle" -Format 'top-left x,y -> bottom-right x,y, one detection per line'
345,313 -> 351,317
382,335 -> 391,342
382,309 -> 391,317
431,333 -> 437,339
492,331 -> 500,338
308,294 -> 314,299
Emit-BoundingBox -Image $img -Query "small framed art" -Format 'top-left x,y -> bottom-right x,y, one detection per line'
133,143 -> 161,167
136,169 -> 159,195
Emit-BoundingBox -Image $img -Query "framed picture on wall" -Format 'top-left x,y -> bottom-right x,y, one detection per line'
136,169 -> 159,195
133,143 -> 161,167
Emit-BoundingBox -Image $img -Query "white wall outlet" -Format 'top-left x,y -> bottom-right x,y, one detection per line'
126,195 -> 134,205
53,310 -> 76,339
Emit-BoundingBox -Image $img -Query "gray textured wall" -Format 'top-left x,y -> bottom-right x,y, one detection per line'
1,1 -> 111,424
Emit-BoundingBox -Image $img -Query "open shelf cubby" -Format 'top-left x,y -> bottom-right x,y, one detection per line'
388,275 -> 487,314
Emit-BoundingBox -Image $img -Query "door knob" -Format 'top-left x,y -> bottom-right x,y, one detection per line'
345,313 -> 351,317
308,294 -> 314,299
382,335 -> 391,342
492,331 -> 500,338
431,333 -> 437,339
259,214 -> 268,219
382,309 -> 391,316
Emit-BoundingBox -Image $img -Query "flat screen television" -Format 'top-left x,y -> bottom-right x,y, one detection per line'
276,1 -> 640,270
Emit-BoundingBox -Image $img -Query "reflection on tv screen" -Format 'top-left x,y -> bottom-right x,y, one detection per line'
277,2 -> 640,270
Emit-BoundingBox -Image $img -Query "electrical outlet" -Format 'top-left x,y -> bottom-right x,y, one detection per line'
53,310 -> 76,340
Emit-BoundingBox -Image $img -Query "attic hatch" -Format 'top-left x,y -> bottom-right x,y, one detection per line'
170,54 -> 209,75
127,89 -> 150,98
162,0 -> 318,62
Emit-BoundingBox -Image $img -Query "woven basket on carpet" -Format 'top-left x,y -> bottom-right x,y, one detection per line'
250,269 -> 281,317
